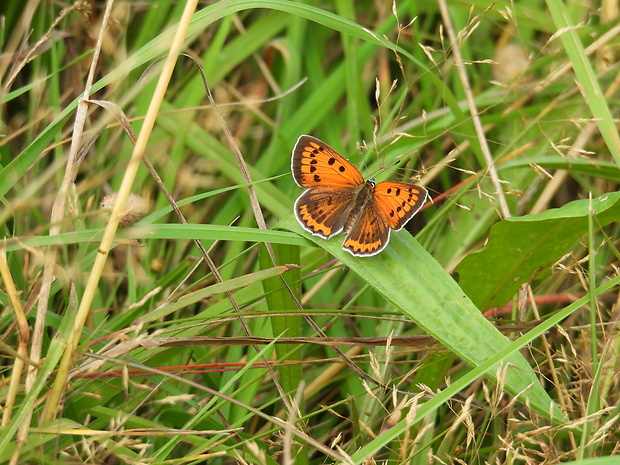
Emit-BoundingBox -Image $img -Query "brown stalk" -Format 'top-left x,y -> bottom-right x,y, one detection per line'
0,245 -> 32,429
139,321 -> 542,350
177,53 -> 300,412
196,57 -> 390,401
86,62 -> 297,413
90,353 -> 347,462
0,0 -> 40,87
2,3 -> 85,93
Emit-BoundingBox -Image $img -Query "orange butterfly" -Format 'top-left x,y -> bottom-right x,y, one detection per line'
292,135 -> 427,256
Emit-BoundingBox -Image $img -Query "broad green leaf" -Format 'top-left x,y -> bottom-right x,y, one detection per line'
277,213 -> 562,422
456,191 -> 620,310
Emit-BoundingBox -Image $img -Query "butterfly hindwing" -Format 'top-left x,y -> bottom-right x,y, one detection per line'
295,187 -> 356,239
342,201 -> 391,256
373,182 -> 427,230
292,135 -> 364,189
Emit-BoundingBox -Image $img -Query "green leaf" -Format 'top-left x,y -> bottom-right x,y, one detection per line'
277,213 -> 562,422
260,244 -> 303,395
5,224 -> 309,252
138,264 -> 297,323
456,191 -> 620,310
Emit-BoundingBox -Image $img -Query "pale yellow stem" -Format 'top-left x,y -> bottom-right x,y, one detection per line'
41,0 -> 200,423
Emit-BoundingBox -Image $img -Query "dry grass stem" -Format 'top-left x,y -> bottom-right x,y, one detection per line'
41,0 -> 200,423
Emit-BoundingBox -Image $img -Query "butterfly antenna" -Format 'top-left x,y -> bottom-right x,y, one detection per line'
359,140 -> 401,179
375,159 -> 401,178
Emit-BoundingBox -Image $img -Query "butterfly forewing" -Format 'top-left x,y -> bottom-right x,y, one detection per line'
373,182 -> 428,230
292,135 -> 364,189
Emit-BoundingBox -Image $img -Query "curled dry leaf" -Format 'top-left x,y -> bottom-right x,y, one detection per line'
100,192 -> 150,227
493,43 -> 530,84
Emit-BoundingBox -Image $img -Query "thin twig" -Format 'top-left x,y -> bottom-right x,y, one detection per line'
187,55 -> 295,411
0,244 -> 30,427
198,56 -> 390,400
0,0 -> 40,88
90,352 -> 346,461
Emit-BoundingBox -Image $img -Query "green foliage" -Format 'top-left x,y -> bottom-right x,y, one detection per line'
457,192 -> 620,309
279,214 -> 562,419
0,0 -> 619,463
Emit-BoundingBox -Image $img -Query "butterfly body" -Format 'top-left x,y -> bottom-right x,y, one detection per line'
342,180 -> 375,234
292,135 -> 427,256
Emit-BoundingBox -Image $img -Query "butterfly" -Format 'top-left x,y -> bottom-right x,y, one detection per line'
291,135 -> 427,256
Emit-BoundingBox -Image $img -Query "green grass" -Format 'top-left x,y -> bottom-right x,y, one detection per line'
1,0 -> 619,463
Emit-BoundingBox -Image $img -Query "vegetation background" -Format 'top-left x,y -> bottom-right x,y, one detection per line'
0,0 -> 619,463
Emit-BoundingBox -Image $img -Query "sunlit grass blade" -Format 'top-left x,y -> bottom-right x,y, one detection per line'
139,264 -> 297,323
546,0 -> 620,165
